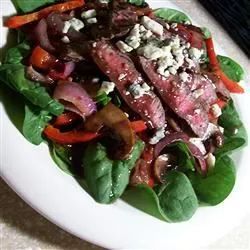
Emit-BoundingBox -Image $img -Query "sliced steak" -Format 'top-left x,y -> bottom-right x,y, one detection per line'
91,40 -> 165,128
139,57 -> 209,137
189,74 -> 218,111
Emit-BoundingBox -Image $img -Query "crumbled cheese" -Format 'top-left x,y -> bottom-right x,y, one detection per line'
61,36 -> 70,43
179,72 -> 190,82
130,24 -> 141,37
126,35 -> 141,49
158,154 -> 170,161
202,123 -> 219,140
168,66 -> 177,75
99,0 -> 109,3
210,104 -> 222,118
206,153 -> 216,168
141,16 -> 164,36
87,18 -> 97,24
219,126 -> 224,134
128,82 -> 150,99
138,44 -> 164,60
139,25 -> 147,32
171,23 -> 178,29
92,78 -> 100,83
99,81 -> 115,94
185,57 -> 196,68
189,47 -> 203,61
165,23 -> 170,29
170,36 -> 181,49
63,18 -> 84,33
189,138 -> 207,155
192,88 -> 204,99
118,73 -> 127,81
149,127 -> 166,145
142,30 -> 153,40
116,41 -> 133,53
157,67 -> 170,78
81,9 -> 96,19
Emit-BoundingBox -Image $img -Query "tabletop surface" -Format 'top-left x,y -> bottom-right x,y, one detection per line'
1,0 -> 250,249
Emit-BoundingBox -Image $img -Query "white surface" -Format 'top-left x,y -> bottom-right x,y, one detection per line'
1,1 -> 250,249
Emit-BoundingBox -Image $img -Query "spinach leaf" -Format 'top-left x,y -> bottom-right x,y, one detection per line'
217,55 -> 244,82
188,155 -> 236,205
123,172 -> 198,222
0,64 -> 63,115
23,104 -> 52,145
154,8 -> 192,24
156,171 -> 198,222
83,140 -> 145,204
201,27 -> 211,39
50,143 -> 77,176
169,142 -> 195,171
4,41 -> 31,65
11,0 -> 57,13
128,0 -> 145,6
216,99 -> 247,157
122,184 -> 168,221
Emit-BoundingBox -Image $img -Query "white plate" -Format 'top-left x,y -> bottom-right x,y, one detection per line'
1,1 -> 250,249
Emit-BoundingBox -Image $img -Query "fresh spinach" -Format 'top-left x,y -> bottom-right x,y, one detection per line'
201,27 -> 211,39
169,142 -> 195,171
123,171 -> 198,222
11,0 -> 57,13
217,55 -> 244,82
50,143 -> 78,176
128,0 -> 145,6
216,99 -> 247,157
23,104 -> 52,145
0,64 -> 63,115
154,8 -> 192,24
83,140 -> 145,204
188,155 -> 236,205
156,171 -> 198,222
4,41 -> 31,65
122,184 -> 167,221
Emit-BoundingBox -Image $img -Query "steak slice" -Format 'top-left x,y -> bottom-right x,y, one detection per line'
91,40 -> 166,128
189,74 -> 218,111
139,56 -> 209,137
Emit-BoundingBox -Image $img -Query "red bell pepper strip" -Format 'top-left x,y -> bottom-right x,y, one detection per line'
54,112 -> 81,127
44,125 -> 99,144
5,0 -> 85,29
30,46 -> 56,70
130,120 -> 147,133
205,38 -> 244,94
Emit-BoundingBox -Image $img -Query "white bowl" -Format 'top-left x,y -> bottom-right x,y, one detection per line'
1,1 -> 250,249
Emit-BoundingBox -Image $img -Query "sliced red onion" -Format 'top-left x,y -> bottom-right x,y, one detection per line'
154,132 -> 208,174
49,62 -> 75,80
53,81 -> 97,119
35,19 -> 55,52
26,66 -> 54,86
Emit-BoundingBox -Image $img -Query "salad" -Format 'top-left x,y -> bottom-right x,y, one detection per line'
0,0 -> 247,222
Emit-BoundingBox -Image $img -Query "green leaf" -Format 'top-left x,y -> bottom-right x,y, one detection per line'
217,55 -> 244,82
95,92 -> 112,106
128,0 -> 145,6
123,171 -> 198,222
83,140 -> 145,204
4,41 -> 31,65
11,0 -> 57,13
23,104 -> 52,145
154,8 -> 192,24
156,171 -> 198,222
188,155 -> 236,205
201,27 -> 211,39
0,64 -> 63,115
168,142 -> 195,171
216,99 -> 247,157
50,143 -> 77,176
122,184 -> 167,221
